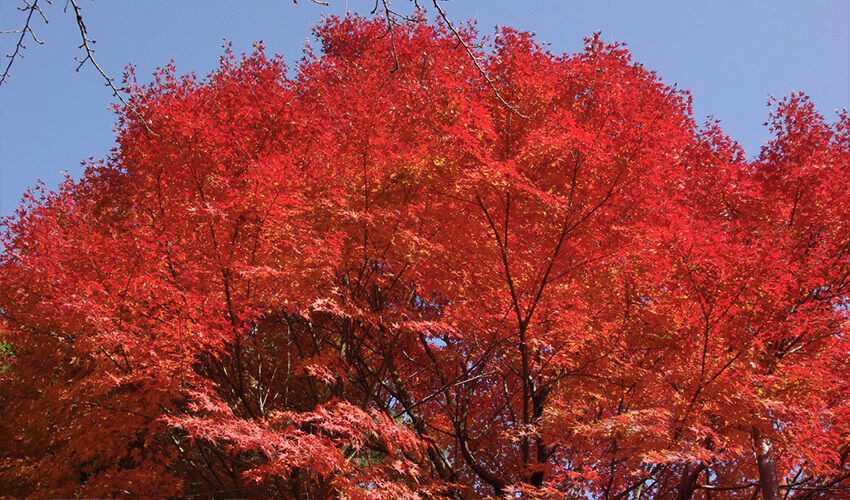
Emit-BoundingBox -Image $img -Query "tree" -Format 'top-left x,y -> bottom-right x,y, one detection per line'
1,15 -> 848,499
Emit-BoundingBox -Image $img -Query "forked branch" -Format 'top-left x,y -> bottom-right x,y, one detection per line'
66,1 -> 128,108
0,0 -> 50,87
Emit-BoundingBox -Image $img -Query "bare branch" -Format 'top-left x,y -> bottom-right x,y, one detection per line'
372,0 -> 427,73
0,0 -> 51,87
431,0 -> 529,119
66,0 -> 117,92
374,0 -> 401,72
66,0 -> 156,135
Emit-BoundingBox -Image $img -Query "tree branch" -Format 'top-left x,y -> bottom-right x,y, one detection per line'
66,0 -> 156,135
0,0 -> 50,87
431,0 -> 528,119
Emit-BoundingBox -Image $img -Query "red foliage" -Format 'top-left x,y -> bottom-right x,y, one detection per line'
1,15 -> 848,499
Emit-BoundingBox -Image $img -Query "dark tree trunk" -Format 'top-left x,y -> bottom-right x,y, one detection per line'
753,428 -> 781,500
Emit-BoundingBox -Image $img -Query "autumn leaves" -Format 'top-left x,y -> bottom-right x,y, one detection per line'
1,15 -> 848,499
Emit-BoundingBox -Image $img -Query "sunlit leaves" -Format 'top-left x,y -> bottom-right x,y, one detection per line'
1,13 -> 847,499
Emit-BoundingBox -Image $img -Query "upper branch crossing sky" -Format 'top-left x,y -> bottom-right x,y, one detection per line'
1,0 -> 848,217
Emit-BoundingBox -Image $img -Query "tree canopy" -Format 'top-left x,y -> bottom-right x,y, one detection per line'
1,15 -> 849,499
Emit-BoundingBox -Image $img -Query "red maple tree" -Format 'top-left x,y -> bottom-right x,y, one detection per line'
1,15 -> 848,499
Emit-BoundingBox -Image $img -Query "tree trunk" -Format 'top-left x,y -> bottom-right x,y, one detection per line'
678,463 -> 705,500
753,428 -> 781,500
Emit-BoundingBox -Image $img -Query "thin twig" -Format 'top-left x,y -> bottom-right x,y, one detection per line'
0,0 -> 51,87
376,0 -> 401,72
67,0 -> 121,97
431,0 -> 528,119
66,0 -> 157,136
372,0 -> 427,73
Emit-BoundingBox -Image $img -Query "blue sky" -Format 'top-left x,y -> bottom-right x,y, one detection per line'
1,1 -> 848,218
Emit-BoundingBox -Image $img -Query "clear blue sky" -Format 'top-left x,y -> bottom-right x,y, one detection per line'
1,1 -> 848,218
